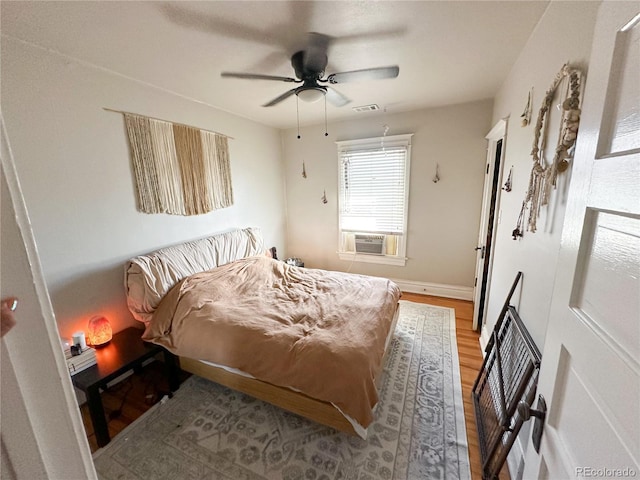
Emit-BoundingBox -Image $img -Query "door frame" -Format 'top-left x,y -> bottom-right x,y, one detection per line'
1,115 -> 97,479
473,118 -> 508,331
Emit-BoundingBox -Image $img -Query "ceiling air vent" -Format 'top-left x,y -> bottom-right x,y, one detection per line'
352,104 -> 380,113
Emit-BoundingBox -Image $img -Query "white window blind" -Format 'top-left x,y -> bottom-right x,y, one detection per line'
338,135 -> 411,235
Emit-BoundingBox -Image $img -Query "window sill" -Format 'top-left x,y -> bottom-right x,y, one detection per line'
338,252 -> 406,267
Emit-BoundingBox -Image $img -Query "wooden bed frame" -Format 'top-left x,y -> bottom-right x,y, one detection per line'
179,356 -> 358,434
178,303 -> 399,436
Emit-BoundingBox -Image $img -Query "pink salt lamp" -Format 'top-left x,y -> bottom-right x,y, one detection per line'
87,315 -> 112,347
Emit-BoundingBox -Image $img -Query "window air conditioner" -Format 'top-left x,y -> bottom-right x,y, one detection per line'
354,234 -> 385,255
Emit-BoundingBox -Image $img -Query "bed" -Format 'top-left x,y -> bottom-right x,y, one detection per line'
125,227 -> 401,438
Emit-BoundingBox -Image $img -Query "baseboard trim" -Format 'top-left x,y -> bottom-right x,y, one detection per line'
480,326 -> 491,354
391,278 -> 474,301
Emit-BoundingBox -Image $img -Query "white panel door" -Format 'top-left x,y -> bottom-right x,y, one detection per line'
523,3 -> 640,479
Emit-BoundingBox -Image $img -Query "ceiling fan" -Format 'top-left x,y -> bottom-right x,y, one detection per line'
221,33 -> 400,107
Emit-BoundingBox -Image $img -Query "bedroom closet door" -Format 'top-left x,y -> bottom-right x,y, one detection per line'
522,4 -> 640,478
472,119 -> 506,331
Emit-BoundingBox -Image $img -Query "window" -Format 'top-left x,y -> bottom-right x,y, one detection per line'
337,133 -> 412,266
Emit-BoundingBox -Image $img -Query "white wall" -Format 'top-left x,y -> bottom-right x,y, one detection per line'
1,37 -> 288,340
282,100 -> 493,292
482,2 -> 600,477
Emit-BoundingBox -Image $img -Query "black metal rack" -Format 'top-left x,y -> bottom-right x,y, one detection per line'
472,273 -> 542,480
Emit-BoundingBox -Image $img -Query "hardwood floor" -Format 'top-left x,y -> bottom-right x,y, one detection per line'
80,294 -> 507,479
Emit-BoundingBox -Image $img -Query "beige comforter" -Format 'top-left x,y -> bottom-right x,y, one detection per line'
143,256 -> 401,428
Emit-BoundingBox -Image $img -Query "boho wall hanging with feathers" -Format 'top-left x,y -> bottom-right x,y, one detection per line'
513,64 -> 582,239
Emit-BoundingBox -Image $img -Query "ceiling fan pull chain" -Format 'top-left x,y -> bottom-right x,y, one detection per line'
324,96 -> 329,137
296,96 -> 301,139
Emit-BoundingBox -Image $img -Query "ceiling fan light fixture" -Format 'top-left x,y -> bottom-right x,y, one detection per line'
296,87 -> 326,103
221,32 -> 398,109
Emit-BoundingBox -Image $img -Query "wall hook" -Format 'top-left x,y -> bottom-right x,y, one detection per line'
432,163 -> 440,183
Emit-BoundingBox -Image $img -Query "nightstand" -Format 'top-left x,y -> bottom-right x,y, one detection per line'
71,327 -> 180,447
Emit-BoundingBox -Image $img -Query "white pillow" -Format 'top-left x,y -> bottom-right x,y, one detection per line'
124,227 -> 264,324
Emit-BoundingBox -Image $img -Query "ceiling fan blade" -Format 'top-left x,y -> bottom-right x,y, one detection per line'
326,87 -> 351,107
221,72 -> 298,83
303,32 -> 331,73
326,66 -> 400,84
263,88 -> 298,107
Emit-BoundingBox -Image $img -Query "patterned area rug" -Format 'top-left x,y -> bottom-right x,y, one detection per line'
93,300 -> 471,480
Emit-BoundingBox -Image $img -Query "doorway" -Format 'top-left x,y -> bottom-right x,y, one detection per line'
472,120 -> 506,331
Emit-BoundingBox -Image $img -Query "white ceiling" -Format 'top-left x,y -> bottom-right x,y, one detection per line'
1,1 -> 549,129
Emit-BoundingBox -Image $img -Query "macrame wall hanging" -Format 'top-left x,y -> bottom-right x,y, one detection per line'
111,110 -> 234,216
513,64 -> 582,238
